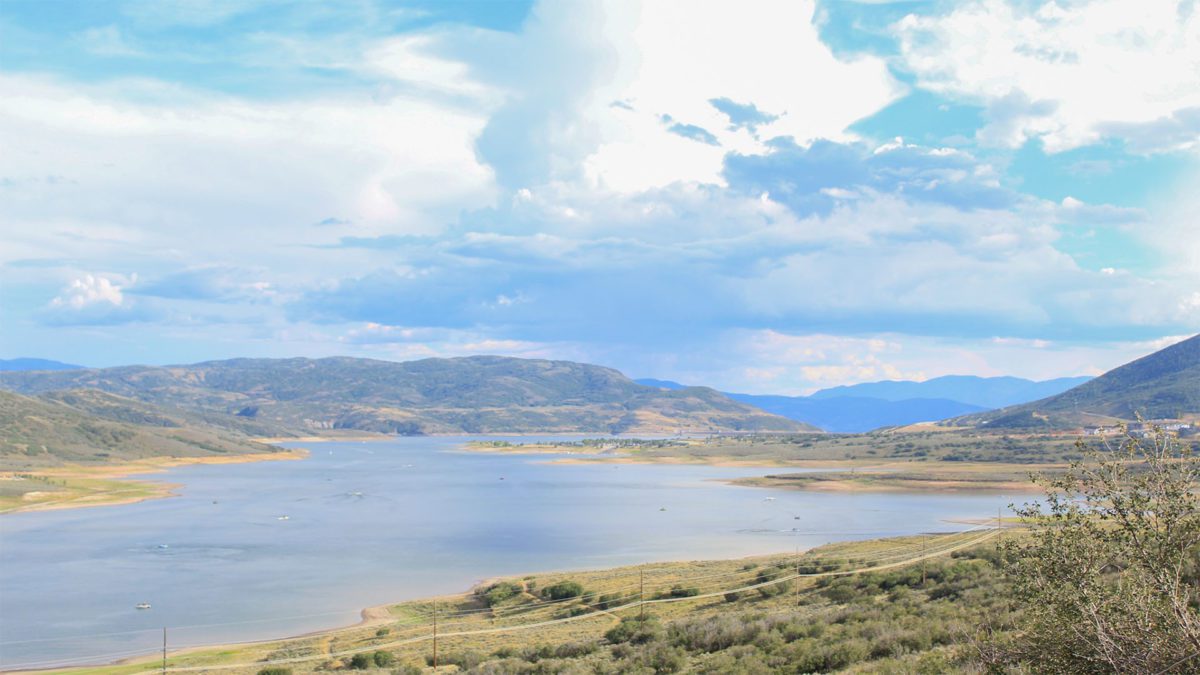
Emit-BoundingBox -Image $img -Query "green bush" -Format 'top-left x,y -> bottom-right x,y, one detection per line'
256,668 -> 291,675
540,580 -> 585,600
348,653 -> 371,669
371,650 -> 393,667
478,580 -> 523,606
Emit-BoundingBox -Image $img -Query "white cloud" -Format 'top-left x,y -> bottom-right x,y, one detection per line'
0,72 -> 498,273
466,0 -> 900,194
50,274 -> 129,310
894,0 -> 1200,152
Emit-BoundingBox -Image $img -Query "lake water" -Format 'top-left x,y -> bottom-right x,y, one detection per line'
0,437 -> 1018,669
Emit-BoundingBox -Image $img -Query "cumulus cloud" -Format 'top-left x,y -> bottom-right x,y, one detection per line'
465,0 -> 901,194
3,0 -> 1196,385
43,273 -> 155,325
894,0 -> 1200,152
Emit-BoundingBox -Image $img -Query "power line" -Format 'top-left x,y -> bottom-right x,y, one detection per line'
135,529 -> 998,674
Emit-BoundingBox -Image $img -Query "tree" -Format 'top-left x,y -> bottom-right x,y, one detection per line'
1003,426 -> 1200,672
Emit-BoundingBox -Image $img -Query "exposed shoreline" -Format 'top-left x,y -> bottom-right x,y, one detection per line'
459,440 -> 1052,494
0,450 -> 308,515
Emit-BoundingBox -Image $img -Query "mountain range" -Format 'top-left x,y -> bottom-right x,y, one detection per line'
952,334 -> 1200,428
635,375 -> 1092,432
0,356 -> 811,437
0,358 -> 84,372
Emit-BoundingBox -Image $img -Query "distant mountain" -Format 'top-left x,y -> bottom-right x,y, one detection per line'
0,358 -> 85,372
809,375 -> 1092,409
954,334 -> 1200,428
725,393 -> 986,433
0,389 -> 279,468
0,356 -> 811,435
635,378 -> 688,390
635,374 -> 1080,432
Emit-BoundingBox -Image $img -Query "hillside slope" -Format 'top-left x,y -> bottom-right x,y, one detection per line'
0,356 -> 811,435
0,389 -> 281,468
954,334 -> 1200,428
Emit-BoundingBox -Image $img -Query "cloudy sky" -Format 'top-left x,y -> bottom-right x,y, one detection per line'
1,0 -> 1197,394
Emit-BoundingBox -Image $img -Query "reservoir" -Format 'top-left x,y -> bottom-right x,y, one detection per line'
0,437 -> 1017,669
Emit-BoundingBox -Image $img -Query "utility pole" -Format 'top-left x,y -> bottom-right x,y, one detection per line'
161,627 -> 167,675
795,545 -> 801,605
639,568 -> 645,626
432,609 -> 438,671
921,538 -> 927,585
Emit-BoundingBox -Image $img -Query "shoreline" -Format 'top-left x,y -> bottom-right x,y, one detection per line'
12,527 -> 1005,674
0,450 -> 308,515
14,545 -> 805,673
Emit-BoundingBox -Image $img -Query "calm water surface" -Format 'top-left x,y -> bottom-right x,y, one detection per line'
0,436 -> 1017,668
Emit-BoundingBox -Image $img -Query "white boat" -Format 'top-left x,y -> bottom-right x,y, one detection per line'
136,603 -> 152,610
277,515 -> 290,521
156,544 -> 169,549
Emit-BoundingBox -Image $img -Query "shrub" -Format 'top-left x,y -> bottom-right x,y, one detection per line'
596,592 -> 626,609
755,569 -> 792,598
479,581 -> 524,607
667,585 -> 699,598
256,668 -> 291,675
540,580 -> 585,600
605,616 -> 662,645
371,651 -> 393,667
348,653 -> 371,669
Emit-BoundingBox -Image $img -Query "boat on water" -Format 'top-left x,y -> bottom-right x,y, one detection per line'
136,603 -> 152,610
277,515 -> 290,521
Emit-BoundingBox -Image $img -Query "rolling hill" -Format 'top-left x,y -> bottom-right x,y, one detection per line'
953,334 -> 1200,429
0,356 -> 811,435
0,389 -> 281,468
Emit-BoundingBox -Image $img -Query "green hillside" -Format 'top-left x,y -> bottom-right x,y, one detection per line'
0,356 -> 811,435
953,334 -> 1200,428
0,389 -> 281,468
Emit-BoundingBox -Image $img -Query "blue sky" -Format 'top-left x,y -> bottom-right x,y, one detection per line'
1,0 -> 1197,394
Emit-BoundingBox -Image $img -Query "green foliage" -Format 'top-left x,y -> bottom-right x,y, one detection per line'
347,653 -> 371,669
477,581 -> 523,607
370,650 -> 393,667
999,428 -> 1200,672
605,616 -> 663,645
596,592 -> 627,609
658,585 -> 699,599
256,668 -> 291,675
753,567 -> 791,598
540,580 -> 584,600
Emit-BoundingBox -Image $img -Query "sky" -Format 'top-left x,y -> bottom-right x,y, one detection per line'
0,0 -> 1198,394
